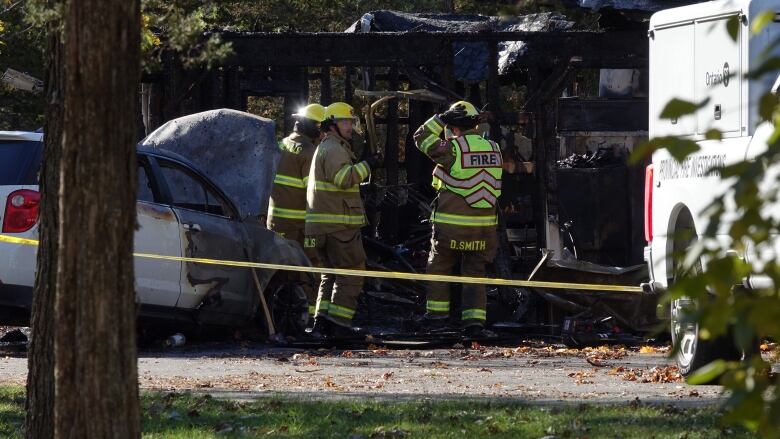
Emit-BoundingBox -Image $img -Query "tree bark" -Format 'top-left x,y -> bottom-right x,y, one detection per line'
53,0 -> 141,437
25,5 -> 63,438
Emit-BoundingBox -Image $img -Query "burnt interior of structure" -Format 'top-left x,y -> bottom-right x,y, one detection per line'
140,27 -> 653,338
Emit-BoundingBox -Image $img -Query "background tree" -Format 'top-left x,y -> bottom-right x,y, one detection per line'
24,0 -> 61,435
24,0 -> 143,436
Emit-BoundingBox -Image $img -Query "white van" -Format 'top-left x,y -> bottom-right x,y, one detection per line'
646,0 -> 780,375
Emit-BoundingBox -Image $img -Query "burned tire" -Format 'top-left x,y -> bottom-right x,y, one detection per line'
264,280 -> 309,337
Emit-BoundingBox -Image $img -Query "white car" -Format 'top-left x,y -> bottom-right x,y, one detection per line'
0,131 -> 313,334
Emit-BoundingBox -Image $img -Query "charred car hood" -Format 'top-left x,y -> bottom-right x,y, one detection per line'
140,109 -> 278,219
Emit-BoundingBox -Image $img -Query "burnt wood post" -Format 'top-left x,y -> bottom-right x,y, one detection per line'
381,67 -> 400,243
487,41 -> 502,142
223,67 -> 242,110
345,66 -> 355,103
320,67 -> 332,105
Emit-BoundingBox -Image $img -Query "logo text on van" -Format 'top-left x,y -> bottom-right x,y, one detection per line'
705,62 -> 731,87
657,154 -> 726,180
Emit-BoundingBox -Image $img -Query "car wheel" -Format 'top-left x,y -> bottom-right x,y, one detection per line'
265,280 -> 309,337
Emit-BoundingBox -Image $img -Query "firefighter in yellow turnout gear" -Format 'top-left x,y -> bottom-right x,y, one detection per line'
268,103 -> 326,318
305,102 -> 382,336
413,101 -> 503,337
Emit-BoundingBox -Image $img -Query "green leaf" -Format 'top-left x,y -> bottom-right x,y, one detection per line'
705,129 -> 723,140
629,136 -> 701,164
727,15 -> 740,42
687,359 -> 727,385
752,11 -> 776,34
747,57 -> 780,80
659,98 -> 709,119
666,137 -> 701,162
759,92 -> 779,122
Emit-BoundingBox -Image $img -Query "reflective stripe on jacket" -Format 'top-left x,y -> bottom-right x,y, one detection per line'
304,132 -> 370,235
413,115 -> 503,228
268,132 -> 317,232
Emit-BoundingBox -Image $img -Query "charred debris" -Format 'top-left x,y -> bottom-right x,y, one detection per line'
139,9 -> 660,346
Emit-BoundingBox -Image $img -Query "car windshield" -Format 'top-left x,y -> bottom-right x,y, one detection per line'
0,140 -> 42,185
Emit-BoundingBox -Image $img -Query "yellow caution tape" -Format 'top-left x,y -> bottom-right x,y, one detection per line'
0,234 -> 642,293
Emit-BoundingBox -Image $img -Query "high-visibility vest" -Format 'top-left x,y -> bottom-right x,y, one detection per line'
431,134 -> 503,209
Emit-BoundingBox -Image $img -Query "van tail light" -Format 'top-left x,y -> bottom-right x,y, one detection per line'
3,189 -> 40,233
644,164 -> 654,243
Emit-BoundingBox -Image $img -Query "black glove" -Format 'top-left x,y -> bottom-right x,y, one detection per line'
438,107 -> 467,126
440,108 -> 480,128
365,153 -> 383,169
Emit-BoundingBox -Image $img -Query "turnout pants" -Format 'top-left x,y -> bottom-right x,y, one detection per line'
425,225 -> 497,327
308,228 -> 366,327
271,224 -> 320,317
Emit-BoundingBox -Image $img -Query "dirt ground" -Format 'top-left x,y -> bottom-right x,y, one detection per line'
0,338 -> 731,406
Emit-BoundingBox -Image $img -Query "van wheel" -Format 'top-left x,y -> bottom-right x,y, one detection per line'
670,233 -> 742,382
263,280 -> 309,337
670,297 -> 740,380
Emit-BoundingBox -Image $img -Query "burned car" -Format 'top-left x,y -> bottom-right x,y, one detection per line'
0,110 -> 314,335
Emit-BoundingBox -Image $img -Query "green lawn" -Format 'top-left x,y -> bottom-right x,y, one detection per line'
0,386 -> 755,438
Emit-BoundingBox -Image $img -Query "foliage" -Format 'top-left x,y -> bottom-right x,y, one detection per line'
632,14 -> 780,437
0,0 -> 45,130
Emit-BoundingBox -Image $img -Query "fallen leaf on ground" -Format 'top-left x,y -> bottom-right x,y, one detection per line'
639,345 -> 670,354
568,371 -> 595,385
586,356 -> 608,367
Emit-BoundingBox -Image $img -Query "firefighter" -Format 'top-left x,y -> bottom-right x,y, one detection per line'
305,102 -> 382,336
267,103 -> 326,319
413,101 -> 502,337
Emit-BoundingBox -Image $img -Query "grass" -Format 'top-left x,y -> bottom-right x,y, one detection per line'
0,386 -> 756,438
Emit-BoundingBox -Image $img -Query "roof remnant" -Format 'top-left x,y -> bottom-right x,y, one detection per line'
574,0 -> 702,13
347,10 -> 574,78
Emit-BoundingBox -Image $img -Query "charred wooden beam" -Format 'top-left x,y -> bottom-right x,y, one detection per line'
321,67 -> 332,105
216,31 -> 648,68
381,67 -> 400,243
487,41 -> 501,142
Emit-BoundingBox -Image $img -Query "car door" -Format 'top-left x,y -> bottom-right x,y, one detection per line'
135,157 -> 182,308
153,156 -> 254,324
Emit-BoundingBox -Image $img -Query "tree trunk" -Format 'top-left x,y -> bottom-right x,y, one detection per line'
25,6 -> 63,438
53,0 -> 141,436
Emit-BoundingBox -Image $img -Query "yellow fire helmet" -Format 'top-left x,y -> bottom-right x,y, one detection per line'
325,102 -> 358,120
325,102 -> 362,134
449,100 -> 480,117
292,103 -> 326,123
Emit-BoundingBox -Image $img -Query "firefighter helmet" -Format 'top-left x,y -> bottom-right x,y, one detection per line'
292,103 -> 326,123
325,102 -> 358,121
448,100 -> 479,117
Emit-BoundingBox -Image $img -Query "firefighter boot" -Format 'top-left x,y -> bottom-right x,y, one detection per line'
305,317 -> 332,340
414,314 -> 452,333
463,322 -> 497,339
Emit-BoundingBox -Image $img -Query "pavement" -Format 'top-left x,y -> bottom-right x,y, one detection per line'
0,340 -> 727,406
